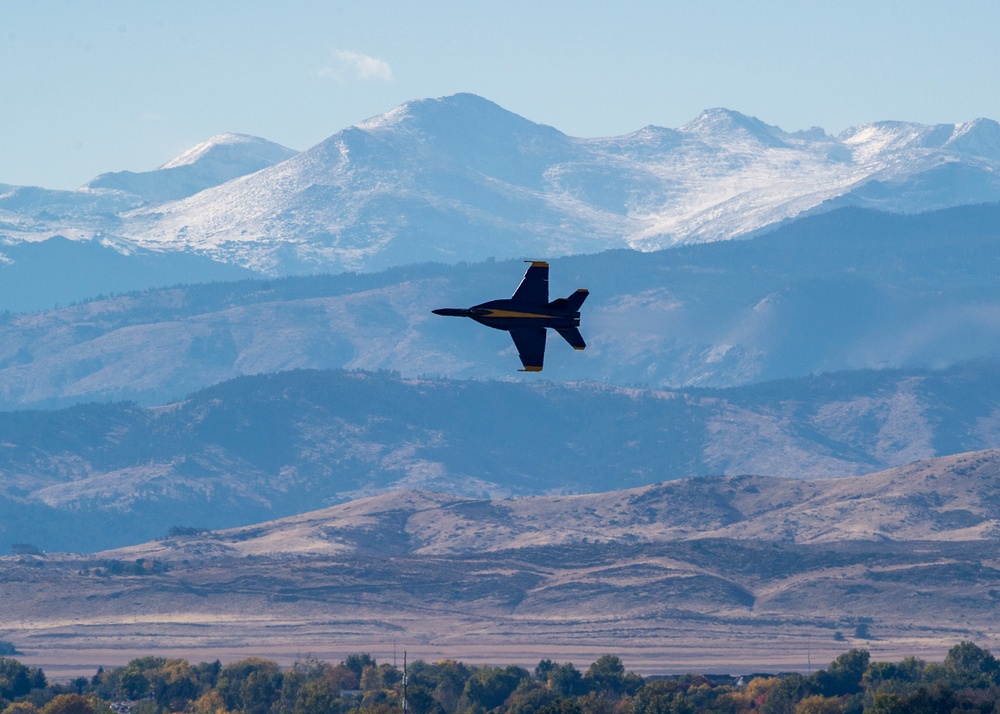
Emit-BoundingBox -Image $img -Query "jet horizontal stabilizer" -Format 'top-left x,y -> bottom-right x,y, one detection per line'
557,326 -> 586,351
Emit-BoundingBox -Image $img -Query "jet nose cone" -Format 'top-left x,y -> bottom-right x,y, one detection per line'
433,308 -> 468,317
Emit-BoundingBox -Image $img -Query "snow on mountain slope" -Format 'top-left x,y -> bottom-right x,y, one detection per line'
4,94 -> 1000,274
83,133 -> 298,202
120,96 -> 1000,272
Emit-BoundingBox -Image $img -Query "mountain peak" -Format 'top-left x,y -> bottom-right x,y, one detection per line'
680,108 -> 788,148
355,92 -> 564,140
159,133 -> 297,170
945,118 -> 1000,159
84,133 -> 298,202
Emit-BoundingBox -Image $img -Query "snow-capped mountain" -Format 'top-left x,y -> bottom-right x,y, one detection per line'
82,132 -> 298,202
3,93 -> 1000,275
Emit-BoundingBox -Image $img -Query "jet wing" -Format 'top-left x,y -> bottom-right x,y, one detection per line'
509,327 -> 547,372
510,261 -> 549,305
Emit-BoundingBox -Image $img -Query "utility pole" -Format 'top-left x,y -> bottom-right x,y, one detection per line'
402,650 -> 408,713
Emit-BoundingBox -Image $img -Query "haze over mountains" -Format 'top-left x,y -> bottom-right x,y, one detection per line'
3,202 -> 1000,403
4,363 -> 1000,553
4,93 -> 1000,305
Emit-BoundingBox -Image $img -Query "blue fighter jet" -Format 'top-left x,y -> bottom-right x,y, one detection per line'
433,261 -> 589,372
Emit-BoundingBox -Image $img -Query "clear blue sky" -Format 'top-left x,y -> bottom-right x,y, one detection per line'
3,0 -> 1000,189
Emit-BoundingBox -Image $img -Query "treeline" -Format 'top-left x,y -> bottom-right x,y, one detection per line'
3,642 -> 1000,714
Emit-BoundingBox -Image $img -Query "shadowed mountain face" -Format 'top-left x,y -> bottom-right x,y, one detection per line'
3,364 -> 1000,552
4,451 -> 1000,670
3,203 -> 1000,397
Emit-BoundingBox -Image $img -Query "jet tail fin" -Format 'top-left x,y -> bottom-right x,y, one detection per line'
557,326 -> 587,351
549,289 -> 589,312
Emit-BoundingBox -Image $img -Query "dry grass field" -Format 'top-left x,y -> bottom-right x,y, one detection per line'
4,450 -> 1000,677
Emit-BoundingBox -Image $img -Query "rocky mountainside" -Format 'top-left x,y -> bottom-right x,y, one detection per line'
4,364 -> 1000,552
4,451 -> 999,671
3,94 -> 1000,278
3,203 -> 1000,399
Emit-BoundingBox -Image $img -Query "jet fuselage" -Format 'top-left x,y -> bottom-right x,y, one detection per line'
432,299 -> 582,332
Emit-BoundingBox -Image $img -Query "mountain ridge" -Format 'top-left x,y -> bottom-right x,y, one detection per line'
4,203 -> 1000,399
5,94 -> 1000,276
5,363 -> 1000,552
107,448 -> 1000,564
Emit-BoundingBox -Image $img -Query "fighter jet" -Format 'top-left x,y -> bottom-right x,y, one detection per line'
433,261 -> 589,372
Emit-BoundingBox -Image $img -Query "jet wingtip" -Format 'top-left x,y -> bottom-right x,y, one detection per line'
519,366 -> 544,372
525,260 -> 549,267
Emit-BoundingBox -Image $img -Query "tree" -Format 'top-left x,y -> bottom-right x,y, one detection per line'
547,664 -> 584,698
813,650 -> 869,697
758,674 -> 807,714
2,703 -> 40,714
942,641 -> 1000,686
867,693 -> 906,714
189,691 -> 229,714
0,659 -> 45,701
216,658 -> 282,714
534,661 -> 555,682
342,654 -> 376,684
145,659 -> 200,709
462,666 -> 529,711
503,680 -> 555,714
794,695 -> 844,713
39,695 -> 93,714
630,679 -> 679,714
402,685 -> 439,714
583,656 -> 625,697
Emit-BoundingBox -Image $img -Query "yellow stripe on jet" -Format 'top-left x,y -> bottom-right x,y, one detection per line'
483,309 -> 552,319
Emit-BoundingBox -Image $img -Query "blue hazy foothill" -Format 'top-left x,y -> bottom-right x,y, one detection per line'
2,362 -> 1000,552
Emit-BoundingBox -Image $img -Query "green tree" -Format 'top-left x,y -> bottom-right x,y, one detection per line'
429,661 -> 473,714
630,679 -> 679,714
0,658 -> 44,701
942,641 -> 1000,686
403,685 -> 439,714
503,680 -> 555,714
758,674 -> 807,714
583,656 -> 625,697
461,665 -> 529,711
341,654 -> 376,688
812,650 -> 869,697
547,664 -> 584,698
867,693 -> 906,714
534,661 -> 555,682
146,659 -> 200,710
216,658 -> 282,714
